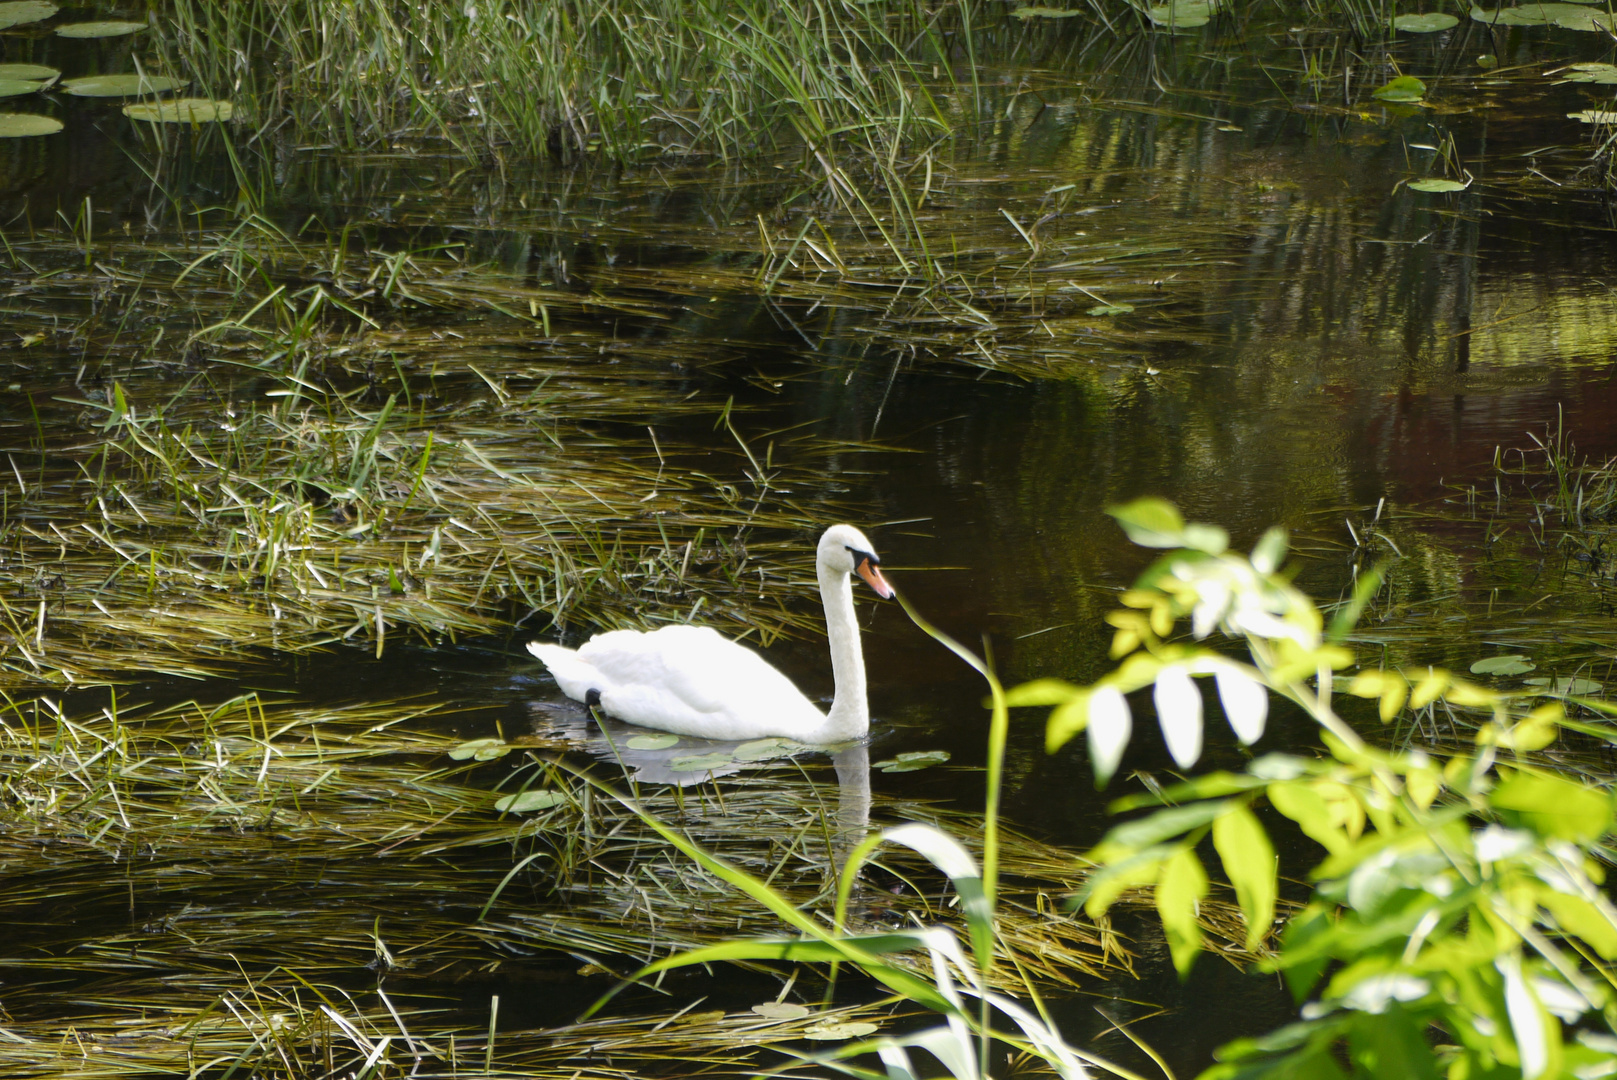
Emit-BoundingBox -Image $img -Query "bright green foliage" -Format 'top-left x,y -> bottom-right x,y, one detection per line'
1015,500 -> 1617,1080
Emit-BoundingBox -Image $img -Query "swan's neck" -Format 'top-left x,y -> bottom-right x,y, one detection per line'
819,562 -> 869,741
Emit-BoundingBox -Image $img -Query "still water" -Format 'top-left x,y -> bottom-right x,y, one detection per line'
5,12 -> 1617,1077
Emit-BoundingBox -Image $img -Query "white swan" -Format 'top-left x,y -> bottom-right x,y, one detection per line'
526,525 -> 893,744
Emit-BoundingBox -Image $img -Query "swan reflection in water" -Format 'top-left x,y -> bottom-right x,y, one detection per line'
527,699 -> 872,865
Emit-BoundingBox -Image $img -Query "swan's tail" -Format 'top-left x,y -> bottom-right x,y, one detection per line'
526,641 -> 599,703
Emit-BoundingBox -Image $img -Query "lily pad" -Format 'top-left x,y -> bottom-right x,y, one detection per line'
874,750 -> 952,773
1373,76 -> 1427,102
668,751 -> 734,772
752,1002 -> 812,1020
733,737 -> 807,762
0,64 -> 57,82
494,789 -> 566,813
0,78 -> 43,98
1088,303 -> 1134,316
1470,2 -> 1607,22
1012,4 -> 1086,15
1470,655 -> 1536,675
1407,178 -> 1469,192
1476,53 -> 1499,67
55,19 -> 145,38
1394,12 -> 1460,30
449,737 -> 510,761
1146,0 -> 1214,27
123,98 -> 233,123
0,1 -> 55,31
625,732 -> 680,750
1568,110 -> 1617,123
1561,62 -> 1617,83
1525,676 -> 1604,695
61,74 -> 185,98
1551,7 -> 1610,27
0,113 -> 62,137
803,1021 -> 879,1041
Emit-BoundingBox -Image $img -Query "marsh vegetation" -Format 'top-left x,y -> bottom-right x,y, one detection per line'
2,0 -> 1617,1077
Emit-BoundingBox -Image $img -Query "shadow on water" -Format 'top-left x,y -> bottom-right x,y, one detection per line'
5,6 -> 1617,1077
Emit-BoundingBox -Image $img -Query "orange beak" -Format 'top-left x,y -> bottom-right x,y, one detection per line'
856,559 -> 895,599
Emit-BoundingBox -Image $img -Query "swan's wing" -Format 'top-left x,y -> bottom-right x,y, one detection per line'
578,626 -> 790,709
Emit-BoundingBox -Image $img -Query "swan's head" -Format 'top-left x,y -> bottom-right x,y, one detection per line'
818,524 -> 894,599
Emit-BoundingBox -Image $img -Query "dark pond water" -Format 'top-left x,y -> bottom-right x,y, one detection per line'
6,10 -> 1617,1077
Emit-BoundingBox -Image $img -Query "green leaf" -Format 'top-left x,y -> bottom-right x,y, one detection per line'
668,752 -> 734,772
0,2 -> 55,31
1490,771 -> 1611,841
1276,903 -> 1335,1002
881,823 -> 993,968
1097,800 -> 1228,854
124,99 -> 234,124
1109,770 -> 1267,810
1269,780 -> 1350,855
1087,302 -> 1135,316
1406,178 -> 1468,193
59,74 -> 186,98
1537,889 -> 1617,959
1326,563 -> 1385,643
1372,76 -> 1427,102
1005,677 -> 1081,707
1251,527 -> 1289,574
55,19 -> 146,37
1346,1006 -> 1441,1080
733,737 -> 804,761
449,738 -> 509,761
1076,847 -> 1169,917
0,113 -> 62,138
1046,691 -> 1090,753
1470,655 -> 1536,676
1213,805 -> 1277,950
494,789 -> 565,813
1182,523 -> 1231,555
875,750 -> 951,772
625,733 -> 680,750
1108,497 -> 1188,548
1157,846 -> 1208,975
1394,11 -> 1460,29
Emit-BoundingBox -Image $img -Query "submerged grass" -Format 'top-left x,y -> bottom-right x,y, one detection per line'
0,688 -> 1261,1078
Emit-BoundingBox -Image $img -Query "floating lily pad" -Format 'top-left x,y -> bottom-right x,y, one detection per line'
1524,676 -> 1604,695
55,19 -> 145,38
733,737 -> 806,762
752,1002 -> 812,1020
1476,53 -> 1499,67
1372,75 -> 1427,102
61,74 -> 186,98
1568,109 -> 1617,122
0,113 -> 62,137
0,78 -> 43,98
494,789 -> 566,813
1470,2 -> 1607,23
1146,0 -> 1214,27
1551,7 -> 1610,27
1561,62 -> 1617,83
803,1021 -> 879,1041
1012,4 -> 1086,14
1394,12 -> 1460,30
625,732 -> 680,750
1470,655 -> 1536,675
448,737 -> 510,761
668,751 -> 734,772
1088,303 -> 1134,316
124,98 -> 232,123
874,750 -> 952,773
1407,178 -> 1469,192
0,1 -> 55,31
0,64 -> 57,81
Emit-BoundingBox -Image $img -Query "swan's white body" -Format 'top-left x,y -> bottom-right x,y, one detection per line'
527,525 -> 892,744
